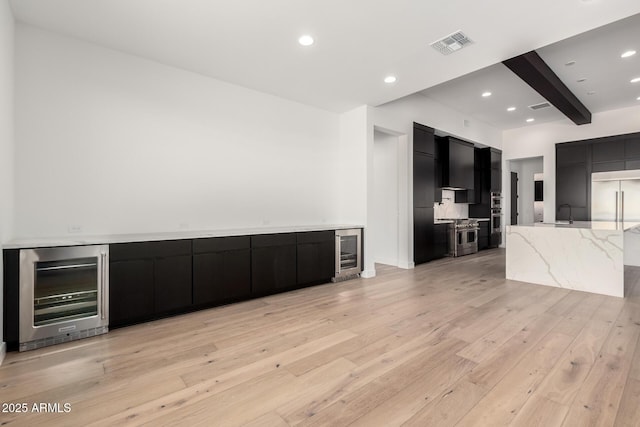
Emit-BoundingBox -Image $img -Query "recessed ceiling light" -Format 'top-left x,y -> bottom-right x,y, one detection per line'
587,91 -> 596,95
631,77 -> 640,83
384,75 -> 397,84
621,50 -> 636,58
565,61 -> 576,66
507,107 -> 516,112
482,91 -> 492,97
298,35 -> 314,46
577,78 -> 587,83
637,96 -> 640,101
526,118 -> 535,123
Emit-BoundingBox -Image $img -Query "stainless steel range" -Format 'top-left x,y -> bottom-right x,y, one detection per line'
446,219 -> 479,257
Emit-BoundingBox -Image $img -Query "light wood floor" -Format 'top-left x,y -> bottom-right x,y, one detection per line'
2,248 -> 640,426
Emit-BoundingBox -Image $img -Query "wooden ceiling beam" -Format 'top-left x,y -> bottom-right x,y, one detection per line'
503,51 -> 592,125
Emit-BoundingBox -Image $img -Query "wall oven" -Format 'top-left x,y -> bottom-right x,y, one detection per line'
19,245 -> 109,351
333,229 -> 362,282
490,191 -> 502,247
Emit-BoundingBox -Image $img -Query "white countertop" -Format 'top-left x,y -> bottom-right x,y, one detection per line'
513,221 -> 640,231
3,224 -> 364,249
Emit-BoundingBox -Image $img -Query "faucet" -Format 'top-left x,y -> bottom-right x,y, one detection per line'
557,203 -> 573,224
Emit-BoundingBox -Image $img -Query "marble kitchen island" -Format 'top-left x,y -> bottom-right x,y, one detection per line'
506,221 -> 640,298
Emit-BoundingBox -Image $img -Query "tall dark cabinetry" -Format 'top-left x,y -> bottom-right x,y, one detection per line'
555,131 -> 640,221
413,123 -> 435,264
556,143 -> 590,221
469,147 -> 502,249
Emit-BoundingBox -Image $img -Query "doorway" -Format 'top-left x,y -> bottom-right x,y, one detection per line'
508,157 -> 544,226
371,130 -> 400,266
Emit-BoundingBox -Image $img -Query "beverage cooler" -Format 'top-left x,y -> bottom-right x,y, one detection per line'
333,229 -> 362,282
19,245 -> 109,351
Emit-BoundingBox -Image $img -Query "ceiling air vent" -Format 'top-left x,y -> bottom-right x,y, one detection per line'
430,31 -> 473,55
528,102 -> 551,110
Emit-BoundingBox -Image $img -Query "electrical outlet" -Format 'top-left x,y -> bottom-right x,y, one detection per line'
67,225 -> 82,234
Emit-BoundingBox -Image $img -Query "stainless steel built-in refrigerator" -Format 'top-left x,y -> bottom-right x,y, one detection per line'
592,170 -> 640,222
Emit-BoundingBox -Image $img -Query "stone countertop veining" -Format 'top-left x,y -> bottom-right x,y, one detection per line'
2,224 -> 364,249
512,221 -> 640,231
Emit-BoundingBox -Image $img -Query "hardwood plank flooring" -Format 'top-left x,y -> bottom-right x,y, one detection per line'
2,248 -> 640,426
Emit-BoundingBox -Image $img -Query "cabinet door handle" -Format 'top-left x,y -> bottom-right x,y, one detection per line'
100,252 -> 107,320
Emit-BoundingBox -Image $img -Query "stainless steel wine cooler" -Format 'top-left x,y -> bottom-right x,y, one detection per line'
333,229 -> 362,282
19,245 -> 109,351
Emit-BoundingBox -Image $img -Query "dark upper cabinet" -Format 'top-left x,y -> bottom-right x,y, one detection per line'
490,168 -> 502,192
413,123 -> 435,155
413,152 -> 434,207
192,236 -> 251,306
251,233 -> 297,295
490,149 -> 502,170
448,138 -> 475,190
414,207 -> 434,264
625,137 -> 640,159
296,231 -> 335,286
592,140 -> 624,163
557,143 -> 588,164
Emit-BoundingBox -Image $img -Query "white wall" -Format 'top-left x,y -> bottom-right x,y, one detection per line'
376,94 -> 503,150
14,24 -> 342,238
503,104 -> 640,224
371,131 -> 399,266
0,0 -> 14,362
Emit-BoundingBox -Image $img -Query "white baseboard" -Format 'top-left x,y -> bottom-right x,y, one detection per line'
398,261 -> 415,269
361,269 -> 376,278
0,342 -> 6,366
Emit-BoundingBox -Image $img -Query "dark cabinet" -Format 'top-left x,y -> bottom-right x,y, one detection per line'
193,236 -> 251,306
297,231 -> 335,286
414,207 -> 434,264
556,143 -> 589,221
439,137 -> 474,190
478,221 -> 490,250
592,140 -> 624,163
413,123 -> 436,265
414,124 -> 435,156
110,259 -> 154,326
433,224 -> 449,259
109,239 -> 192,327
252,233 -> 297,295
414,152 -> 435,207
490,150 -> 502,170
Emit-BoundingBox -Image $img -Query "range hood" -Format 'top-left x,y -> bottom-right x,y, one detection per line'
436,136 -> 474,191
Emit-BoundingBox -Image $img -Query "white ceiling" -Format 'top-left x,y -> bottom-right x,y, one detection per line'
420,12 -> 640,130
8,1 -> 640,118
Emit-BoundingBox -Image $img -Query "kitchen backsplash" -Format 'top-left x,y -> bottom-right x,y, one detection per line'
434,189 -> 469,219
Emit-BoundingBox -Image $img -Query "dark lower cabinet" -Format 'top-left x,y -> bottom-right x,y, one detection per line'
433,224 -> 449,259
252,233 -> 297,295
193,236 -> 251,306
297,231 -> 335,286
109,259 -> 154,326
109,239 -> 192,327
478,221 -> 490,250
414,207 -> 434,264
155,255 -> 192,313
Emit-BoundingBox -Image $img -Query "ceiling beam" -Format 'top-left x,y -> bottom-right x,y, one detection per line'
503,51 -> 592,125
